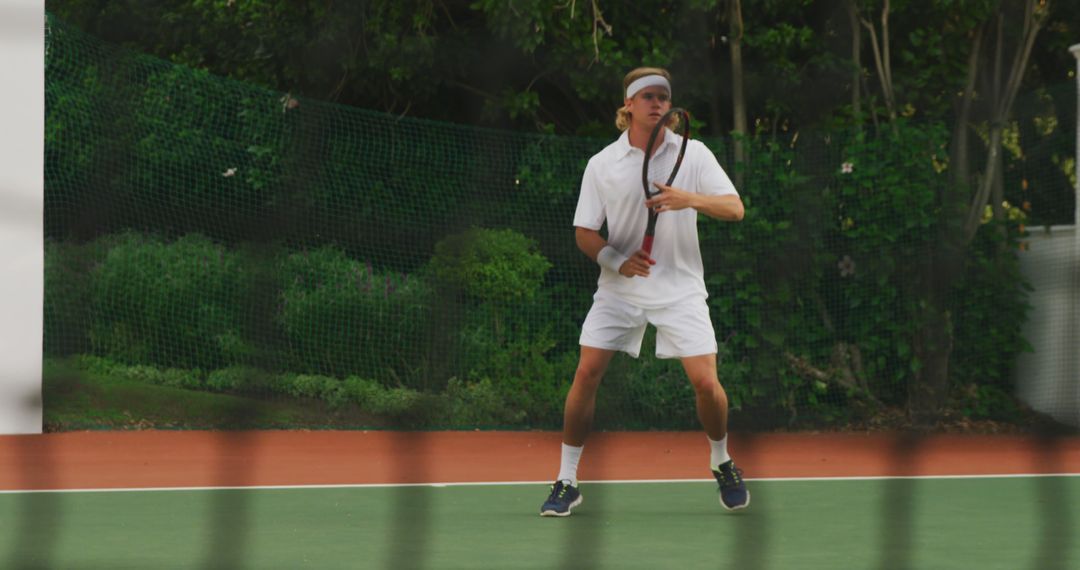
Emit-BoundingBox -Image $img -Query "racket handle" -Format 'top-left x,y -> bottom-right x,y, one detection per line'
641,235 -> 654,255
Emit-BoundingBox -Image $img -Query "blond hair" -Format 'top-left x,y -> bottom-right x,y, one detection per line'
615,67 -> 673,131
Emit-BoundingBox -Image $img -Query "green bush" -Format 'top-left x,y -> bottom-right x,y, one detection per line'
71,356 -> 206,390
826,123 -> 946,400
703,135 -> 830,419
119,364 -> 204,390
206,366 -> 267,393
430,227 -> 571,426
427,227 -> 552,304
69,354 -> 120,376
89,232 -> 254,369
277,246 -> 433,383
455,307 -> 576,427
341,376 -> 386,409
444,377 -> 528,426
44,238 -> 114,355
954,383 -> 1025,422
700,123 -> 993,425
265,371 -> 523,427
950,219 -> 1032,390
282,373 -> 338,400
62,356 -> 522,427
423,226 -> 573,423
597,337 -> 696,430
44,59 -> 108,238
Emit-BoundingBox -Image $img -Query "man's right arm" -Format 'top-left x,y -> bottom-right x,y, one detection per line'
575,226 -> 608,261
575,227 -> 654,278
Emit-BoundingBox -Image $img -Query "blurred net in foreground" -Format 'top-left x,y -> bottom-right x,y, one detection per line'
43,14 -> 1077,431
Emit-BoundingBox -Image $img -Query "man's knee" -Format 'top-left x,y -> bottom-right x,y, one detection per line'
574,362 -> 606,386
574,347 -> 614,387
689,374 -> 723,396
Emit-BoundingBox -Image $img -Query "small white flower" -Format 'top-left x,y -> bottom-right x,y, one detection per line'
223,168 -> 237,177
841,162 -> 854,174
280,94 -> 300,112
838,255 -> 856,278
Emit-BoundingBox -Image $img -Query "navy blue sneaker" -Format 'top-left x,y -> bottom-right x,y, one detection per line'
713,460 -> 750,511
540,480 -> 582,517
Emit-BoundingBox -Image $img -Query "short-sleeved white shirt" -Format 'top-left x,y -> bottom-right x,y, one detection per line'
573,128 -> 738,308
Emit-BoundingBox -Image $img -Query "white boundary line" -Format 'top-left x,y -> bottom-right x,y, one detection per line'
1,472 -> 1078,494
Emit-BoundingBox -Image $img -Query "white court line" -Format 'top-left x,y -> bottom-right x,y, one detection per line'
0,472 -> 1078,494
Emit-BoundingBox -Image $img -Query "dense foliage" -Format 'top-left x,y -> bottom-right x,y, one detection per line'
41,2 -> 1070,428
44,123 -> 1033,428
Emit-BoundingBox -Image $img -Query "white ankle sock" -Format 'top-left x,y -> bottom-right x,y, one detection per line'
556,443 -> 584,486
708,435 -> 730,470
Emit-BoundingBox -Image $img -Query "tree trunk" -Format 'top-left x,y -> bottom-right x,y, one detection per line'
910,301 -> 954,426
860,0 -> 897,133
705,10 -> 725,138
846,0 -> 861,120
728,0 -> 747,187
949,25 -> 983,191
964,125 -> 1005,242
992,146 -> 1005,221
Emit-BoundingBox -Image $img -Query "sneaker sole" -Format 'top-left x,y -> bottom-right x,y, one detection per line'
540,495 -> 583,517
719,490 -> 750,512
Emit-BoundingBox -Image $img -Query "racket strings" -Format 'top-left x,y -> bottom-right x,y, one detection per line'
645,136 -> 679,197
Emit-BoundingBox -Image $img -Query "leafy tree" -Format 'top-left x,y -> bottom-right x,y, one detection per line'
47,0 -> 1077,138
846,0 -> 1051,422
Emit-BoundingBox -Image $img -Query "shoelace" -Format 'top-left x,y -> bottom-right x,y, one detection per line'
718,466 -> 743,487
548,482 -> 568,501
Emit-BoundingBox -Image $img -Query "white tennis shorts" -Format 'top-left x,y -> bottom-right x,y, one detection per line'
579,292 -> 718,359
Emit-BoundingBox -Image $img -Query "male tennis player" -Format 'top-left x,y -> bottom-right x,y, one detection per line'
540,67 -> 748,517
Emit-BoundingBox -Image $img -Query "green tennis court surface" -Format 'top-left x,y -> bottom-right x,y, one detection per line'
2,476 -> 1076,569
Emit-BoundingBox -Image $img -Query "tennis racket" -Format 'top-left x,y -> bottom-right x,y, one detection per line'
641,107 -> 691,255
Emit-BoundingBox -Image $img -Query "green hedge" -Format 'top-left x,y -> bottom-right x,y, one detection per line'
89,233 -> 253,369
42,125 -> 1032,427
47,228 -> 582,427
68,355 -> 525,428
277,246 -> 433,381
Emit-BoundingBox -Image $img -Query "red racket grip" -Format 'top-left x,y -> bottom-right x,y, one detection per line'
642,235 -> 654,255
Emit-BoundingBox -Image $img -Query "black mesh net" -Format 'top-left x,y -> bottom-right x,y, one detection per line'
43,14 -> 1077,430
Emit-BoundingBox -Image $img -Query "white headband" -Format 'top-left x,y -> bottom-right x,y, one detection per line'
625,75 -> 671,99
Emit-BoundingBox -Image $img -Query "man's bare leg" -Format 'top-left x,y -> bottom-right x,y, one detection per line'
541,347 -> 616,517
563,346 -> 616,446
682,353 -> 749,510
681,353 -> 728,441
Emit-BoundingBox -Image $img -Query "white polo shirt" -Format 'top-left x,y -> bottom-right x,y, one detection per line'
573,128 -> 738,308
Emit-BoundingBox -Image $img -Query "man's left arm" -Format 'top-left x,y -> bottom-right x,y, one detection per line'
645,183 -> 744,221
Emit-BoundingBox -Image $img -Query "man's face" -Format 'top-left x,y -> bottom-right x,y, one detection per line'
625,85 -> 671,128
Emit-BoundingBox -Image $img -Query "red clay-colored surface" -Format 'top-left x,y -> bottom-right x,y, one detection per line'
1,431 -> 1078,491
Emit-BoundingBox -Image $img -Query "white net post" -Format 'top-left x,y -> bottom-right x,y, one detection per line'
0,1 -> 45,434
1072,44 -> 1080,427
